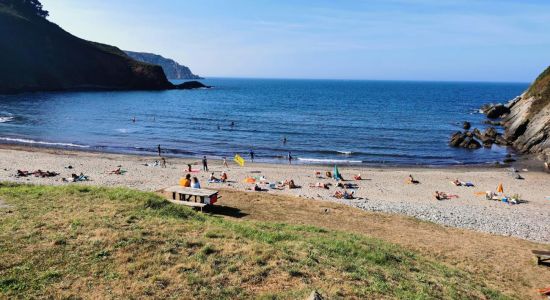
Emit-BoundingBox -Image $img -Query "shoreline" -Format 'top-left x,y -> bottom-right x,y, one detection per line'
1,144 -> 549,244
0,141 -> 541,170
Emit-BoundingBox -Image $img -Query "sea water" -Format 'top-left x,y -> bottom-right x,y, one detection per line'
0,78 -> 528,165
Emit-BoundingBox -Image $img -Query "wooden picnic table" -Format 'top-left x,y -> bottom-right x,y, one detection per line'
163,186 -> 219,211
532,250 -> 550,265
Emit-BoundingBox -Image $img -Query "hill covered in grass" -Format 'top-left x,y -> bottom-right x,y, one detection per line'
125,51 -> 202,80
0,2 -> 201,94
0,183 -> 508,299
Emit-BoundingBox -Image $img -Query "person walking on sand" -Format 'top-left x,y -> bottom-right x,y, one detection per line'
157,144 -> 161,157
161,157 -> 166,168
250,150 -> 255,162
288,152 -> 293,164
202,156 -> 208,171
223,157 -> 229,168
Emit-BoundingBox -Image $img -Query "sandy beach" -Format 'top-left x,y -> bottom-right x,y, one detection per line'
1,144 -> 549,244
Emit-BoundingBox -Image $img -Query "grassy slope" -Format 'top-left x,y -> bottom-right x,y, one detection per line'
0,4 -> 172,93
0,184 -> 508,299
525,66 -> 550,119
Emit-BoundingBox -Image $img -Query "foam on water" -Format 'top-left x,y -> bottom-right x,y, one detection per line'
0,137 -> 89,148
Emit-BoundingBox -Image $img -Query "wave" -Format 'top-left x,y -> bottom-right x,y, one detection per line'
0,137 -> 89,148
0,116 -> 14,123
297,157 -> 362,164
337,151 -> 353,155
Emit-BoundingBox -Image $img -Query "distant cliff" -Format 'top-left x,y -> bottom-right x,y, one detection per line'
0,2 -> 205,94
125,51 -> 202,80
502,66 -> 550,159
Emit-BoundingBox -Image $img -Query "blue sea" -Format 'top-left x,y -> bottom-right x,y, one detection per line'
0,78 -> 528,166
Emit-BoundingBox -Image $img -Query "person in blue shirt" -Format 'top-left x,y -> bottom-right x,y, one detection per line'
191,177 -> 201,189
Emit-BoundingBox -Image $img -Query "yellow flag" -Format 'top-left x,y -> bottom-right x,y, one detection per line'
234,154 -> 245,167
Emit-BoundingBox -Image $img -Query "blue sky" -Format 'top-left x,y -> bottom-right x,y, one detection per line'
42,0 -> 550,82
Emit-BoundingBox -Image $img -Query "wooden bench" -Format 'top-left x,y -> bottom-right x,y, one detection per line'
163,186 -> 219,212
532,250 -> 550,265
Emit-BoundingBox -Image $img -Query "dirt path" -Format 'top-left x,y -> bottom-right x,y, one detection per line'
213,189 -> 550,299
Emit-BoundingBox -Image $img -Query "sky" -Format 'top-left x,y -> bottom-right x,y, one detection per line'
42,0 -> 550,82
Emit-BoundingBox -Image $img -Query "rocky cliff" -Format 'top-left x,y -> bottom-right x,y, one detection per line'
0,2 -> 205,94
125,51 -> 201,80
502,66 -> 550,159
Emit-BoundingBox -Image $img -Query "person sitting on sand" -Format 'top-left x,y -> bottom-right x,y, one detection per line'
284,179 -> 297,189
452,179 -> 462,186
343,190 -> 355,199
353,174 -> 362,180
209,172 -> 220,182
221,171 -> 228,183
406,174 -> 419,184
179,174 -> 191,187
325,171 -> 332,178
191,177 -> 201,189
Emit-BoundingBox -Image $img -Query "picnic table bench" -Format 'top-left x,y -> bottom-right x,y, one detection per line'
532,250 -> 550,265
163,186 -> 219,211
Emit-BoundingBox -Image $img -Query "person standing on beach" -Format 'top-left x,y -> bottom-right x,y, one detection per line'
202,156 -> 208,171
223,157 -> 229,168
288,152 -> 292,164
157,144 -> 161,156
250,150 -> 255,162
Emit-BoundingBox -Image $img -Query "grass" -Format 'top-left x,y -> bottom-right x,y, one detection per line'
0,183 -> 510,299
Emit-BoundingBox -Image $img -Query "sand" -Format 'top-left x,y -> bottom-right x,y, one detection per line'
1,145 -> 549,243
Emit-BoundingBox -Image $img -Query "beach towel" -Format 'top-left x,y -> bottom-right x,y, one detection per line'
244,177 -> 256,184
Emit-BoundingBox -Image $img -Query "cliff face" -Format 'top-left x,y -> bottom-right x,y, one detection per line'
125,51 -> 201,80
0,4 -> 173,93
503,66 -> 550,158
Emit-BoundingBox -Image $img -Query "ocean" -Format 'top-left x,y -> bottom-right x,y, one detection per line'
0,78 -> 528,166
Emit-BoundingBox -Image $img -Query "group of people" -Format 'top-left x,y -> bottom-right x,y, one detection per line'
179,174 -> 202,189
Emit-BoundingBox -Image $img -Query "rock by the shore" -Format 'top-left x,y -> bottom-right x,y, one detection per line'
485,104 -> 510,119
174,81 -> 211,90
449,131 -> 481,149
462,121 -> 471,130
502,66 -> 550,162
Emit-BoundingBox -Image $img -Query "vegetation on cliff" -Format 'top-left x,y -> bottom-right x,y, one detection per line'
0,0 -> 203,94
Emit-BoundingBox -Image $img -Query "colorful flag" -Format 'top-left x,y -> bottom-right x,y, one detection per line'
234,154 -> 245,167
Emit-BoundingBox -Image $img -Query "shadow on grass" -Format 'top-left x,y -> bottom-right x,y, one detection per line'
205,205 -> 248,218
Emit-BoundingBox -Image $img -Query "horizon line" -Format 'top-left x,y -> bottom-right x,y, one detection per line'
193,76 -> 531,85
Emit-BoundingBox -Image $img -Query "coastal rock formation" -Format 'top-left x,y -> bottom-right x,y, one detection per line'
501,66 -> 550,160
449,131 -> 481,149
125,51 -> 202,80
483,104 -> 510,119
0,1 -> 206,94
462,121 -> 471,130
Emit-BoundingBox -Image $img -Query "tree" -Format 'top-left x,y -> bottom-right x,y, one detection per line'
1,0 -> 49,18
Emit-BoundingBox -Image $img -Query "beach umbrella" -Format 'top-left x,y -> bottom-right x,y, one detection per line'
234,154 -> 245,167
333,165 -> 340,180
497,183 -> 503,193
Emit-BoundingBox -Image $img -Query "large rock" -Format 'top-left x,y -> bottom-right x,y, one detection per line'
485,104 -> 510,119
449,131 -> 481,149
502,66 -> 550,157
462,121 -> 471,130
